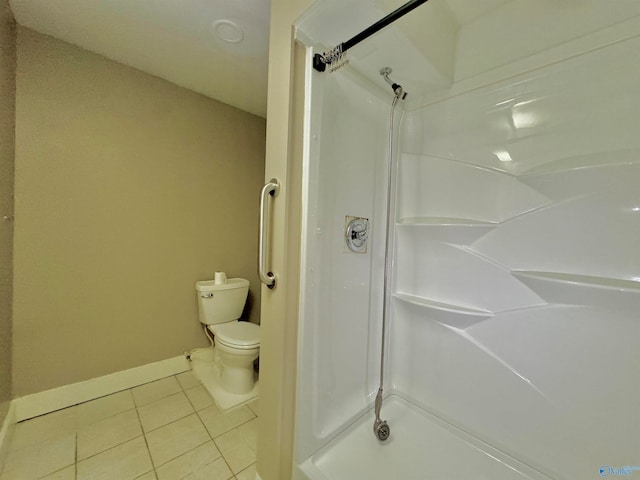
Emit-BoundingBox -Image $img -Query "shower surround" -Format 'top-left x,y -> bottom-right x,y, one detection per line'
291,2 -> 640,479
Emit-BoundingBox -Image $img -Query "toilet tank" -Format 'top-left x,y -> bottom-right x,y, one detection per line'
196,278 -> 250,325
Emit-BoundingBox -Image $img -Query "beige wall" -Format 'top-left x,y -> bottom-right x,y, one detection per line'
13,28 -> 265,397
0,0 -> 15,425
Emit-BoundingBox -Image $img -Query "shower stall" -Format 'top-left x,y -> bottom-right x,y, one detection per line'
288,1 -> 640,479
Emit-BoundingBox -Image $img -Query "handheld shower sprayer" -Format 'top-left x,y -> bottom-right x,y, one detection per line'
380,67 -> 407,100
371,66 -> 407,443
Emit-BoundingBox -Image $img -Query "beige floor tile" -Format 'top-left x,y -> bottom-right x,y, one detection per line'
247,398 -> 259,416
135,472 -> 158,480
236,418 -> 258,446
145,414 -> 210,468
184,385 -> 214,411
77,436 -> 153,480
182,457 -> 233,480
155,441 -> 221,480
9,391 -> 137,453
176,371 -> 201,391
138,391 -> 195,432
218,442 -> 255,474
197,404 -> 255,439
77,409 -> 143,460
132,377 -> 182,406
40,465 -> 76,480
77,390 -> 136,427
2,433 -> 75,480
214,419 -> 257,474
9,407 -> 78,452
236,463 -> 256,480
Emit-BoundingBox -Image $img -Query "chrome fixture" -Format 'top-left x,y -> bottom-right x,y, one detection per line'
380,67 -> 408,100
259,178 -> 280,289
345,216 -> 369,253
373,391 -> 390,441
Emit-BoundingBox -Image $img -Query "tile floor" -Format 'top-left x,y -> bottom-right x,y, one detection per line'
1,371 -> 259,480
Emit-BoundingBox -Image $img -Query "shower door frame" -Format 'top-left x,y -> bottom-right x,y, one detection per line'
255,0 -> 312,474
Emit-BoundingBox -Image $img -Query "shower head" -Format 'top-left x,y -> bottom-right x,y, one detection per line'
373,387 -> 391,441
374,419 -> 390,441
380,67 -> 407,100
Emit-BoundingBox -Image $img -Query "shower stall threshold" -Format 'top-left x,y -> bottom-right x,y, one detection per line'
294,395 -> 553,480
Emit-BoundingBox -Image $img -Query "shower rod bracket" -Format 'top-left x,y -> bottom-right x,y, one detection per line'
312,0 -> 430,72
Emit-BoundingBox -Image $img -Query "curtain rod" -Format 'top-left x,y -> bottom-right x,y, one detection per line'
312,0 -> 430,72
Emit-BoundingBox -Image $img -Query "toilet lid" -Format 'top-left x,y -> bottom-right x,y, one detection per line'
210,322 -> 260,349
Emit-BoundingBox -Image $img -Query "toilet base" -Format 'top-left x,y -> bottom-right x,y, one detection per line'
190,347 -> 259,411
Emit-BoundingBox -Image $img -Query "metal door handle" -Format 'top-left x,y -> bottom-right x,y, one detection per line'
259,178 -> 279,289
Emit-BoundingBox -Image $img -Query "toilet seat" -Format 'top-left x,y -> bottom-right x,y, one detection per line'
209,322 -> 260,349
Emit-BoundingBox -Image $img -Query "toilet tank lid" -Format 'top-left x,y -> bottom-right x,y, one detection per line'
211,321 -> 260,347
196,278 -> 249,292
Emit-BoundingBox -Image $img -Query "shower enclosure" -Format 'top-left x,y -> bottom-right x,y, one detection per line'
289,1 -> 640,479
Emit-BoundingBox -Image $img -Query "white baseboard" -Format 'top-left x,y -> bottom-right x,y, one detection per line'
0,400 -> 16,472
14,355 -> 190,422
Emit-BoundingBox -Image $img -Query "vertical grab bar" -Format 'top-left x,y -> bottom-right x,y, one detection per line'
259,178 -> 280,289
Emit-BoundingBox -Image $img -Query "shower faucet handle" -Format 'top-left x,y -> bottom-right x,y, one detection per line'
345,217 -> 369,253
351,225 -> 368,241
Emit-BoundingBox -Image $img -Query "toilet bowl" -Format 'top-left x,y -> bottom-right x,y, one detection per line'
195,278 -> 260,396
209,321 -> 260,394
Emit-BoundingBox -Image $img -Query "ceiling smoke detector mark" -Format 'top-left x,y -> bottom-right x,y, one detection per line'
213,19 -> 245,44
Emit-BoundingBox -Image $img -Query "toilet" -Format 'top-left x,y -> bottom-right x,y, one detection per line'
195,278 -> 260,395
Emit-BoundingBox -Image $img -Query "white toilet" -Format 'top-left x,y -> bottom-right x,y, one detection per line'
195,278 -> 260,395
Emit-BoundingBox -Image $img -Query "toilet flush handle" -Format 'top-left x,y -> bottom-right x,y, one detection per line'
200,292 -> 214,298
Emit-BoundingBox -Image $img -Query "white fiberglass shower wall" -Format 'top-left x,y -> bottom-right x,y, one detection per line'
293,2 -> 640,479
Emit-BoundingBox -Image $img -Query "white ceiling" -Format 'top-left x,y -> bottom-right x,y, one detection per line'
442,0 -> 511,25
10,0 -> 271,117
9,0 -> 511,118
